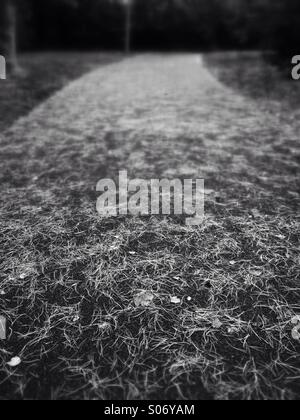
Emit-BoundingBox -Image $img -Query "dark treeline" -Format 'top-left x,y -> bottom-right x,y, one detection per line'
1,0 -> 300,55
17,0 -> 276,51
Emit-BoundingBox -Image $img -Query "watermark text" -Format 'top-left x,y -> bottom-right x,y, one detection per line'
292,55 -> 300,80
0,55 -> 6,80
96,171 -> 204,226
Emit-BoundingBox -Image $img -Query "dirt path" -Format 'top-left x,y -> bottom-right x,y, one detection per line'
2,54 -> 298,209
1,55 -> 299,400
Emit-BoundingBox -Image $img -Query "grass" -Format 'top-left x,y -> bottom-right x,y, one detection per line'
204,51 -> 300,109
0,52 -> 299,400
0,52 -> 123,132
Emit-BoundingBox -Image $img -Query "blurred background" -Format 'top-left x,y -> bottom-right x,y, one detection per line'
1,0 -> 300,55
0,0 -> 300,130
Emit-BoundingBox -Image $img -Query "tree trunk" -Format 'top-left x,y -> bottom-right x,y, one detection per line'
125,0 -> 132,54
1,0 -> 18,73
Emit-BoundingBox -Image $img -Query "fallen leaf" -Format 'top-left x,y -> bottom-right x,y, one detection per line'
291,315 -> 300,325
7,357 -> 22,367
134,291 -> 154,307
98,322 -> 111,331
170,297 -> 181,304
249,270 -> 263,277
251,209 -> 261,219
228,326 -> 239,334
0,290 -> 5,296
19,273 -> 27,280
292,328 -> 300,341
212,319 -> 223,329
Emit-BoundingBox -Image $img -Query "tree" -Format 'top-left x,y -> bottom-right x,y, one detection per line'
269,0 -> 300,57
0,0 -> 80,74
0,0 -> 19,73
123,0 -> 133,53
2,0 -> 294,56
